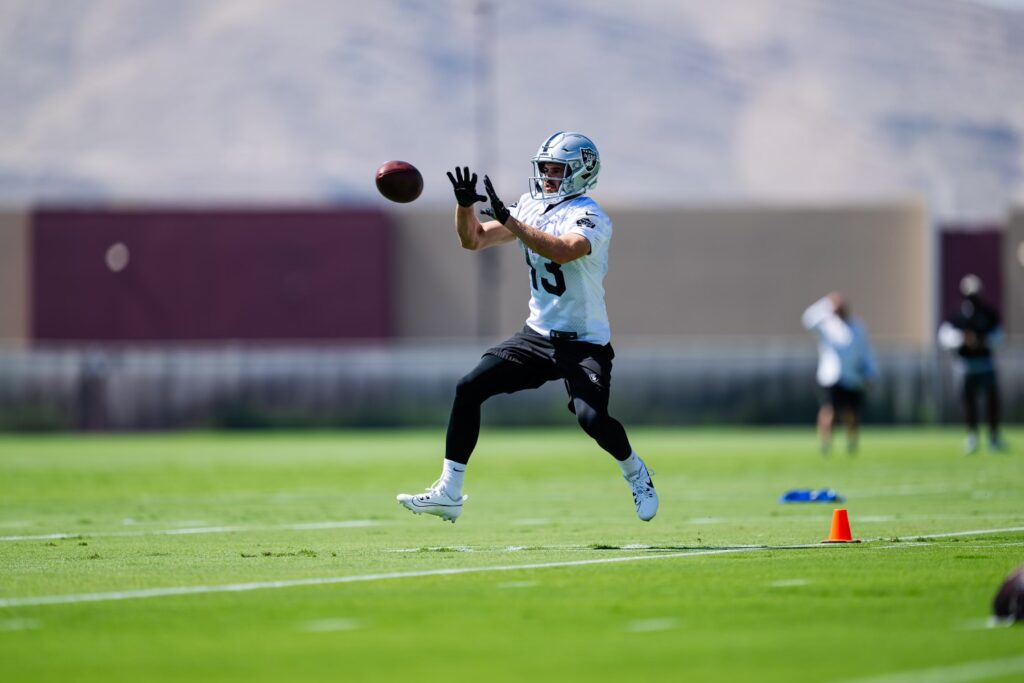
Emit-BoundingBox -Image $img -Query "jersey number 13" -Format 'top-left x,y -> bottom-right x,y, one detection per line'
526,252 -> 566,296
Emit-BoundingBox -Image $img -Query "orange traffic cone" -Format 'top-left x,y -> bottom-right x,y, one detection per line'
822,508 -> 861,543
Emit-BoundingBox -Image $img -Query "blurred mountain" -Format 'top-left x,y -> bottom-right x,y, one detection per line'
0,0 -> 1022,220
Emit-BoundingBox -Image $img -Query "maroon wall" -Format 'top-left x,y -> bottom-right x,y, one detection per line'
31,208 -> 393,341
939,227 -> 1003,321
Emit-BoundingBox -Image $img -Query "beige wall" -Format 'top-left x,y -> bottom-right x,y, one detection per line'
394,202 -> 931,345
1006,208 -> 1024,340
607,203 -> 930,344
0,211 -> 29,344
393,205 -> 529,341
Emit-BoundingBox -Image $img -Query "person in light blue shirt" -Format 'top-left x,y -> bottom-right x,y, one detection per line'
802,292 -> 879,454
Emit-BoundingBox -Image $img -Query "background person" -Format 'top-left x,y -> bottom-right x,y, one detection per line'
938,274 -> 1005,454
802,292 -> 879,454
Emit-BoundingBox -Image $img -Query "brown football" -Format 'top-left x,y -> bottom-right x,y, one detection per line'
375,160 -> 423,203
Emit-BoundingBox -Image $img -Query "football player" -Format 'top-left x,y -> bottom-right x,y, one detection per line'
397,132 -> 658,523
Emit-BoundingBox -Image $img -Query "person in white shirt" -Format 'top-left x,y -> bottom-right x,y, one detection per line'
802,292 -> 879,454
397,132 -> 657,523
937,274 -> 1005,454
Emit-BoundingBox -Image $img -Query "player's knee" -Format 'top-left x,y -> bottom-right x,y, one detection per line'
573,400 -> 603,435
455,371 -> 494,406
454,373 -> 480,403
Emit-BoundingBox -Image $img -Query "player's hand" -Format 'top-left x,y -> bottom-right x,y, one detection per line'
447,167 -> 487,207
482,175 -> 510,224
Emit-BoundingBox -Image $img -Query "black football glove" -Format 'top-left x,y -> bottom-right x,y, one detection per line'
446,166 -> 487,207
482,175 -> 510,225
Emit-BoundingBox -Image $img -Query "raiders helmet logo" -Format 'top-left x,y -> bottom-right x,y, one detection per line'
581,147 -> 598,171
576,217 -> 596,229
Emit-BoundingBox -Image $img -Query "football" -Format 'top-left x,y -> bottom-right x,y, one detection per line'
992,564 -> 1024,623
375,160 -> 423,203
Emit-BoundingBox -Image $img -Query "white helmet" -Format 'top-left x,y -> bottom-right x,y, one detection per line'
529,131 -> 600,202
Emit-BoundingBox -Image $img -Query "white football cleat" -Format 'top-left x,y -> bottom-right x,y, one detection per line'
396,480 -> 467,523
625,460 -> 658,522
964,433 -> 979,455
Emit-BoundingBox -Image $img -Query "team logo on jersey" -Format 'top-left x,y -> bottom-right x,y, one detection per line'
576,217 -> 596,229
587,372 -> 601,385
581,147 -> 598,171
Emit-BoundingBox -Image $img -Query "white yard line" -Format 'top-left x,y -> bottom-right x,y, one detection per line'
833,655 -> 1024,683
0,618 -> 39,631
0,544 -> 823,608
383,543 -> 767,554
2,525 -> 1022,610
862,527 -> 1024,546
769,579 -> 812,587
297,618 -> 360,632
882,526 -> 1024,540
626,618 -> 677,633
0,520 -> 381,542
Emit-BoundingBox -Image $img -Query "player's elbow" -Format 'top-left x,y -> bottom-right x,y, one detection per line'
549,252 -> 572,265
545,234 -> 591,265
551,253 -> 580,265
551,244 -> 587,265
458,232 -> 482,251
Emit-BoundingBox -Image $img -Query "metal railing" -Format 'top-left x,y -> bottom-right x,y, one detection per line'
0,341 -> 1021,430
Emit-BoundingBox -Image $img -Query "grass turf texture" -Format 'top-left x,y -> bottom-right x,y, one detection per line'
1,427 -> 1023,682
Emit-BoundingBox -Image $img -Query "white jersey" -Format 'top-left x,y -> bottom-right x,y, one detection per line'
509,192 -> 612,344
801,297 -> 879,389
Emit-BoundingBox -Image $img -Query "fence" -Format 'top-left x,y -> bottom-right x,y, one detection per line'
2,341 -> 1021,430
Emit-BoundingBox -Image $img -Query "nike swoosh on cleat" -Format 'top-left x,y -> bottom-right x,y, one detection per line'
409,499 -> 460,509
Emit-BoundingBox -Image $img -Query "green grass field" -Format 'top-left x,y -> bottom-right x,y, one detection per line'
1,427 -> 1023,682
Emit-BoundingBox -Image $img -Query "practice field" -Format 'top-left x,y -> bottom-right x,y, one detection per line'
1,428 -> 1023,682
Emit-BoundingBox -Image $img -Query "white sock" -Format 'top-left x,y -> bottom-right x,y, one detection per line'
618,451 -> 643,477
441,459 -> 466,498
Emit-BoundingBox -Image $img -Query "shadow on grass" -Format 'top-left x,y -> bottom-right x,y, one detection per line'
587,543 -> 822,552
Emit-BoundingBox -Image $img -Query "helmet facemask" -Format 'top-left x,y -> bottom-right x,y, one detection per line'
528,132 -> 601,203
530,161 -> 571,202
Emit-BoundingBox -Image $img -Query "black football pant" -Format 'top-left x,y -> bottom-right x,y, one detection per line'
962,370 -> 1000,437
445,352 -> 633,465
